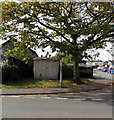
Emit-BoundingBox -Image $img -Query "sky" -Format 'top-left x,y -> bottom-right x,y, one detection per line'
96,49 -> 112,61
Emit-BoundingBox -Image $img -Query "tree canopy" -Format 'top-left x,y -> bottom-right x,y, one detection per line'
1,2 -> 114,83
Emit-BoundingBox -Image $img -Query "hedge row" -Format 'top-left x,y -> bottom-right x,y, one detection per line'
62,65 -> 93,79
2,57 -> 33,83
2,64 -> 33,83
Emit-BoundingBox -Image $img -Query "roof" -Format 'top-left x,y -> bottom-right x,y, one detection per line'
1,40 -> 12,46
1,40 -> 38,57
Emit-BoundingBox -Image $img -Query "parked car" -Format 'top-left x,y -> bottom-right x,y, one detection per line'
97,66 -> 103,70
110,68 -> 114,74
102,67 -> 109,72
107,67 -> 114,73
107,67 -> 112,73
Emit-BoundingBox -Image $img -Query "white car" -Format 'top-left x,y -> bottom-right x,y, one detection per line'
97,66 -> 103,70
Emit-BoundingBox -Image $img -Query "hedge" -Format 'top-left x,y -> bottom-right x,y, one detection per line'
2,57 -> 34,83
62,65 -> 93,79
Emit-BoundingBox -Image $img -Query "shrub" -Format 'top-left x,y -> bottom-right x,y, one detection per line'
2,58 -> 34,83
80,66 -> 93,78
62,64 -> 93,79
62,65 -> 73,79
2,65 -> 20,83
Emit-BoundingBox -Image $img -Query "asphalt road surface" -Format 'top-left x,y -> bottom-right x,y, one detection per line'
93,69 -> 113,80
1,69 -> 113,118
1,94 -> 112,118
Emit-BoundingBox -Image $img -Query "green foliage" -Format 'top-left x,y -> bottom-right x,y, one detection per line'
53,52 -> 73,64
61,54 -> 73,64
4,41 -> 37,63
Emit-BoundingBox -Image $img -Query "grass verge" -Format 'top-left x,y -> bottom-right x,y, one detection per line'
0,78 -> 94,89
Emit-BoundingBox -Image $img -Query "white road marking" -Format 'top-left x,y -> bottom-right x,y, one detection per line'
56,97 -> 68,100
24,96 -> 35,98
81,98 -> 87,101
91,98 -> 103,101
73,98 -> 82,101
1,96 -> 20,98
65,93 -> 78,95
41,96 -> 51,99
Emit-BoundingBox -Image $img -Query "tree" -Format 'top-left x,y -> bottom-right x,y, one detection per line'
1,2 -> 114,84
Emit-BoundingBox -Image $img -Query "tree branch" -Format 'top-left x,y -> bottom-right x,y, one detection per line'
37,26 -> 54,43
88,33 -> 114,47
33,13 -> 73,45
85,2 -> 95,17
100,13 -> 113,25
68,3 -> 73,18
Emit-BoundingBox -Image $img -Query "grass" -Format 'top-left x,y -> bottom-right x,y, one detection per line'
0,78 -> 94,89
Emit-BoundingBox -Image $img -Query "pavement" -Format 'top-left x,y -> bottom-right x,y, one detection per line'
0,78 -> 112,95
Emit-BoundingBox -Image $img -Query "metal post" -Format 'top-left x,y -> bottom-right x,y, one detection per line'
60,60 -> 62,88
60,4 -> 63,88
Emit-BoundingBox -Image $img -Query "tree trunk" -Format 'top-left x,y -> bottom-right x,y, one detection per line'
73,59 -> 82,84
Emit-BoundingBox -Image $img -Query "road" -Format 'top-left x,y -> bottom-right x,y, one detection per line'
93,69 -> 113,80
1,93 -> 112,118
1,70 -> 113,118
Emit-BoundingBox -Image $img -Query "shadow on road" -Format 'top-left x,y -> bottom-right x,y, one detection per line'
93,69 -> 112,81
55,87 -> 112,106
93,76 -> 108,80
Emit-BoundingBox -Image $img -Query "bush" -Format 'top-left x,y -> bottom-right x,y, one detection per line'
80,66 -> 93,78
2,57 -> 34,83
62,65 -> 93,79
62,65 -> 73,79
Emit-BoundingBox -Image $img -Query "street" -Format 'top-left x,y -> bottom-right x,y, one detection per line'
2,94 -> 112,118
1,69 -> 113,118
93,69 -> 113,81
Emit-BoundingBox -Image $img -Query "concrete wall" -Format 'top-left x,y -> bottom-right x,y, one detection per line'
33,58 -> 59,80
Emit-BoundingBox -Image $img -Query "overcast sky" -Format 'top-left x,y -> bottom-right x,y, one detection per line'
96,49 -> 112,61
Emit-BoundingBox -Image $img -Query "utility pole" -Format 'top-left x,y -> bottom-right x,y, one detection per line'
60,4 -> 63,88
